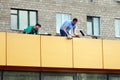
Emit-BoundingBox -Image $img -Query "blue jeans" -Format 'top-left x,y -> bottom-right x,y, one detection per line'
60,30 -> 69,36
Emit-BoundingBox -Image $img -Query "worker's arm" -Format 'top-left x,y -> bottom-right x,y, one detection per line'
73,28 -> 76,36
63,26 -> 69,36
73,28 -> 80,38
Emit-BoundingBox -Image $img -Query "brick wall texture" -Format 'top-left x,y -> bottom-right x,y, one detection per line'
0,0 -> 120,39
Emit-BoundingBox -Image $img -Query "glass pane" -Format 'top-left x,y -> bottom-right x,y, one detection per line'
93,17 -> 100,36
44,76 -> 57,80
11,15 -> 18,30
11,10 -> 17,14
78,73 -> 107,80
57,76 -> 73,80
62,14 -> 70,23
3,71 -> 39,80
87,17 -> 93,35
0,71 -> 1,80
115,19 -> 120,37
19,10 -> 28,30
109,74 -> 120,80
44,75 -> 73,80
87,21 -> 92,35
56,14 -> 62,33
30,11 -> 37,26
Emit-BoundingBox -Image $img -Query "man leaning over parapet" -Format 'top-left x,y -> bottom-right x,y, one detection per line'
23,23 -> 41,34
60,18 -> 80,39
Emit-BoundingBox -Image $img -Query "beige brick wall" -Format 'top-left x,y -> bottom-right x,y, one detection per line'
0,0 -> 120,39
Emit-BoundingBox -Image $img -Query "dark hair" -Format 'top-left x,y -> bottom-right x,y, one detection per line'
73,18 -> 78,22
35,23 -> 41,27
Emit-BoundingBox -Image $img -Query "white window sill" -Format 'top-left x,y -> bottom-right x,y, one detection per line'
10,29 -> 23,33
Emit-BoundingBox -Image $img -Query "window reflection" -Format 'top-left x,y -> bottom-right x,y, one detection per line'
78,73 -> 107,80
3,71 -> 39,80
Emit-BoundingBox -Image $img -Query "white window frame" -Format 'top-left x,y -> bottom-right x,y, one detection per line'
115,19 -> 120,37
87,16 -> 100,36
11,9 -> 38,30
56,13 -> 71,34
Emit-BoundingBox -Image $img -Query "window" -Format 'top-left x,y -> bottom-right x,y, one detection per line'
41,72 -> 76,80
87,16 -> 100,36
1,71 -> 120,80
3,71 -> 39,80
109,74 -> 120,80
11,9 -> 38,30
115,19 -> 120,37
56,13 -> 71,33
77,73 -> 107,80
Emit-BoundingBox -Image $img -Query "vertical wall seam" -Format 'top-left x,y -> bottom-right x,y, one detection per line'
72,39 -> 74,68
102,38 -> 104,69
40,35 -> 42,67
5,32 -> 7,66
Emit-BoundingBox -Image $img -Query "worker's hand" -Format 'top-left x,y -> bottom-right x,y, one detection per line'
67,35 -> 72,39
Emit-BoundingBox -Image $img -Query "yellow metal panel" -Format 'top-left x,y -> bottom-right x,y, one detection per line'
7,33 -> 40,66
73,38 -> 103,69
103,40 -> 120,69
0,32 -> 6,65
41,36 -> 72,68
